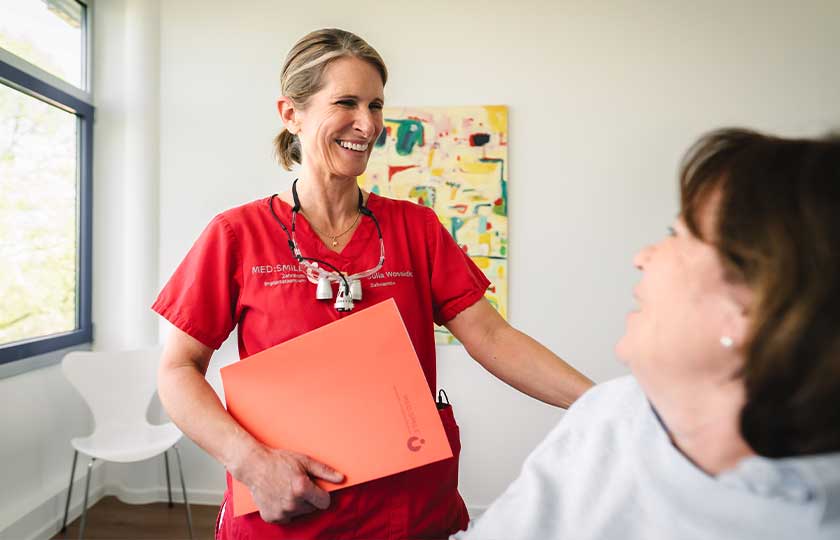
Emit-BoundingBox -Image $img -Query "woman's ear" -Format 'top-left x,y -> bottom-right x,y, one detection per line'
722,283 -> 754,350
277,97 -> 299,134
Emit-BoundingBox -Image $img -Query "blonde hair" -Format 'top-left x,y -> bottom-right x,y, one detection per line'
274,29 -> 388,170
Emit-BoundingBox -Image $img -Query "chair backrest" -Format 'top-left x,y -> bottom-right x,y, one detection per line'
62,347 -> 163,430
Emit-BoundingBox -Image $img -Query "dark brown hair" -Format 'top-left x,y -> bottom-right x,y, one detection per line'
274,29 -> 388,170
679,128 -> 840,457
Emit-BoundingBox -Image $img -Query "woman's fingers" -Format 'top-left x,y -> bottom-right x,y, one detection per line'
252,450 -> 344,523
290,472 -> 331,510
247,448 -> 347,523
270,502 -> 318,524
302,455 -> 345,484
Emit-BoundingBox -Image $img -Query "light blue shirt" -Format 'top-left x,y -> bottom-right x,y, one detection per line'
454,376 -> 840,540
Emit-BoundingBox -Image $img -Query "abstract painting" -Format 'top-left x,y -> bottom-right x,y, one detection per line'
359,106 -> 508,344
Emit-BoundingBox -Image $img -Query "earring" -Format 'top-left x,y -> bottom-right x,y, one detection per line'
720,336 -> 734,348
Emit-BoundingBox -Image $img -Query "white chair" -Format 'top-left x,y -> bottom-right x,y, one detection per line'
60,348 -> 193,540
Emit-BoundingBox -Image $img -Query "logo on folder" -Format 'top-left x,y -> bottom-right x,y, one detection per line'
406,436 -> 426,452
395,386 -> 428,453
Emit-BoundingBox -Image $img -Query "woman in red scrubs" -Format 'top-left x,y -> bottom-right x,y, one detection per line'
154,28 -> 593,540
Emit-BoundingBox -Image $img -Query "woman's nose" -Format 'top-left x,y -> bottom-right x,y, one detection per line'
633,243 -> 655,270
355,110 -> 378,138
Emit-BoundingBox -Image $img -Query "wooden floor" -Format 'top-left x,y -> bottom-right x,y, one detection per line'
53,496 -> 219,540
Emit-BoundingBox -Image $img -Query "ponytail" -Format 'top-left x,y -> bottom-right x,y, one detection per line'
274,128 -> 301,170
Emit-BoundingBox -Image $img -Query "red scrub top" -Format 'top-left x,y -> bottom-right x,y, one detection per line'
152,193 -> 490,540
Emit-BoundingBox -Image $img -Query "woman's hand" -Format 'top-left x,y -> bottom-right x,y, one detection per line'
236,445 -> 345,524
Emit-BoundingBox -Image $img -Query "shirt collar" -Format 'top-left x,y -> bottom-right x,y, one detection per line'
718,452 -> 840,526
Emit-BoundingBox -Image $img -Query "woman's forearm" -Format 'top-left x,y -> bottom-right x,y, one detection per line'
157,333 -> 265,483
157,330 -> 344,522
159,365 -> 260,476
470,323 -> 593,408
447,299 -> 594,409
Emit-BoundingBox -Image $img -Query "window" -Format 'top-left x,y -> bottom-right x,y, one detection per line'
0,0 -> 92,366
0,0 -> 87,89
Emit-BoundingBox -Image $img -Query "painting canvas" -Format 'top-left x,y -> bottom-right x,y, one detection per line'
358,106 -> 508,344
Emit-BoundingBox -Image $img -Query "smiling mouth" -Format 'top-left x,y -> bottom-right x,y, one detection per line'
336,139 -> 369,152
631,289 -> 642,311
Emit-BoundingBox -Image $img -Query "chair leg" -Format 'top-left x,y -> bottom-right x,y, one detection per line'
164,450 -> 173,508
61,450 -> 79,533
78,457 -> 95,540
174,445 -> 194,540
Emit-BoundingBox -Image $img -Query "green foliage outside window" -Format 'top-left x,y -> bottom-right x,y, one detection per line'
0,31 -> 78,346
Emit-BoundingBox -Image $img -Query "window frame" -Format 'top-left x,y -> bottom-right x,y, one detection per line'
0,0 -> 94,368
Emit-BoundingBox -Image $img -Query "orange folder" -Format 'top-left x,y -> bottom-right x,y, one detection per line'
220,298 -> 453,517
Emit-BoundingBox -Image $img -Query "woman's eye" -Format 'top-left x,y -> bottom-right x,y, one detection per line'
667,226 -> 677,237
370,103 -> 383,111
336,100 -> 355,107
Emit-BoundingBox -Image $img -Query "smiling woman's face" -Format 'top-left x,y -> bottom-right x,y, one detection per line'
290,56 -> 384,179
616,192 -> 753,392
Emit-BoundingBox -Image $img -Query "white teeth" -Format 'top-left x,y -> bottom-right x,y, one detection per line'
337,140 -> 368,152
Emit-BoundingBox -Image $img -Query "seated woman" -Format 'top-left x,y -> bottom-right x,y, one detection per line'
453,129 -> 840,540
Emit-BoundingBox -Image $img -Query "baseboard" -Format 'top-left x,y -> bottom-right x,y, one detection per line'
108,484 -> 223,506
0,465 -> 107,540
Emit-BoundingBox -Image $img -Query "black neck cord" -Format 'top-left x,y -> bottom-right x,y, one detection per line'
291,179 -> 382,237
268,180 -> 383,295
291,178 -> 364,215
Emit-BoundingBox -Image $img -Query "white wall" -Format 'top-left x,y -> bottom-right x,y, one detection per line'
157,0 -> 840,511
4,1 -> 840,538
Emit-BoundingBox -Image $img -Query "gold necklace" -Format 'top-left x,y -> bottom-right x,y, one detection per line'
304,210 -> 361,247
